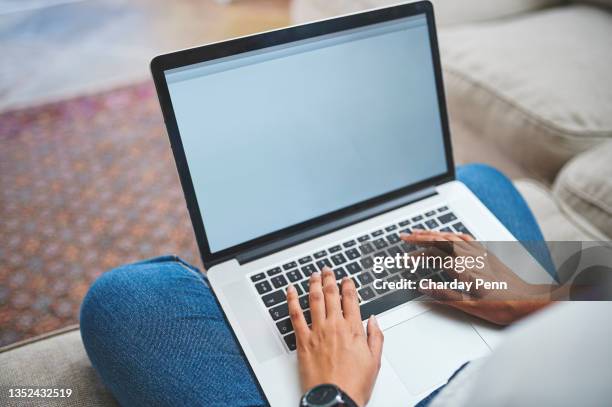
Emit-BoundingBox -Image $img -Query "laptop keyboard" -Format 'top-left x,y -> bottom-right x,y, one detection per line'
249,206 -> 472,352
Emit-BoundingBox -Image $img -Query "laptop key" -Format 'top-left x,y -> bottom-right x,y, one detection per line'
255,280 -> 272,294
351,277 -> 361,288
387,234 -> 400,244
359,286 -> 376,301
399,219 -> 411,227
360,242 -> 374,255
316,258 -> 333,270
373,238 -> 388,249
374,283 -> 390,295
412,215 -> 423,222
313,250 -> 327,259
269,303 -> 289,320
345,248 -> 360,260
287,269 -> 302,283
357,235 -> 370,242
333,267 -> 347,280
298,255 -> 312,265
262,290 -> 286,307
358,271 -> 374,285
295,283 -> 304,296
388,246 -> 403,257
282,261 -> 297,271
453,222 -> 472,236
301,263 -> 317,277
346,262 -> 362,275
400,227 -> 411,234
276,318 -> 293,335
284,333 -> 297,351
425,219 -> 439,229
267,267 -> 282,276
303,310 -> 312,325
372,229 -> 384,237
437,206 -> 449,213
331,253 -> 347,266
361,257 -> 374,270
250,272 -> 266,282
425,210 -> 436,217
373,268 -> 388,278
438,212 -> 457,224
385,225 -> 397,232
412,223 -> 425,230
439,227 -> 452,233
299,295 -> 310,310
301,280 -> 310,293
343,239 -> 356,248
329,245 -> 342,253
271,275 -> 288,289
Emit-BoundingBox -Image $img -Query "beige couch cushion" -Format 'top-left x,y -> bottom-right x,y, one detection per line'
291,0 -> 562,26
441,5 -> 612,182
575,0 -> 612,9
553,142 -> 612,239
515,179 -> 608,241
0,328 -> 117,407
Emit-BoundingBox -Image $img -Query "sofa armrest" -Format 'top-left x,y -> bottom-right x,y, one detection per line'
0,327 -> 118,407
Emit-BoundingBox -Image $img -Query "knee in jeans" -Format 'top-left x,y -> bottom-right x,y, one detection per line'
457,163 -> 512,185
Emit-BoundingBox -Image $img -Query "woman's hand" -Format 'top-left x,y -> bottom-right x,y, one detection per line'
287,268 -> 383,407
402,230 -> 553,325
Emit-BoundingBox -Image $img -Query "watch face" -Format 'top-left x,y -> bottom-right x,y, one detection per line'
306,384 -> 339,405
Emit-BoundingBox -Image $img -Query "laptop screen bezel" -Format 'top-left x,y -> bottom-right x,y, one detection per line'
150,0 -> 455,268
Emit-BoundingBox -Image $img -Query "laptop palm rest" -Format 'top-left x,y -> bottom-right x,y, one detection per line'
382,308 -> 490,396
223,280 -> 283,363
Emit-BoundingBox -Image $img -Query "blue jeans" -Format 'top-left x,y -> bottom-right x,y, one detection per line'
80,164 -> 550,407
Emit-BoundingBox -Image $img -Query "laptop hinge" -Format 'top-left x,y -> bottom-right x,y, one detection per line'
236,186 -> 438,265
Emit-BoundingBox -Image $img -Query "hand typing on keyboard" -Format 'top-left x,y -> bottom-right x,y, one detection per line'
287,268 -> 383,407
401,230 -> 553,325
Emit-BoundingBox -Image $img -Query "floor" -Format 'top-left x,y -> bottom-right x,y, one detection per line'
0,0 -> 290,112
0,0 -> 292,346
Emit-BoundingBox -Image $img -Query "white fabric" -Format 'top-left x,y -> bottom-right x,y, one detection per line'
515,179 -> 608,241
441,5 -> 612,181
290,0 -> 562,26
430,302 -> 612,407
553,142 -> 612,239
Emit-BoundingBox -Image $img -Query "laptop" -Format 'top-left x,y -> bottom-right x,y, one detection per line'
150,1 -> 551,405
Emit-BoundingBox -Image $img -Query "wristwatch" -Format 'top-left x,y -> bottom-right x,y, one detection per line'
299,384 -> 359,407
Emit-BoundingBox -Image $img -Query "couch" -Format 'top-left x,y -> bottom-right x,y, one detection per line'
1,1 -> 610,405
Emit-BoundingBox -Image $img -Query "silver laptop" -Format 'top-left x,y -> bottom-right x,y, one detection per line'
150,1 -> 551,405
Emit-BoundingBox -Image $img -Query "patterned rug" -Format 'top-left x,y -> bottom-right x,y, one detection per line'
0,82 -> 202,347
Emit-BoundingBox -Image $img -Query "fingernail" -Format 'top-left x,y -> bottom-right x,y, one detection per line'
287,285 -> 295,293
370,315 -> 379,327
311,271 -> 320,277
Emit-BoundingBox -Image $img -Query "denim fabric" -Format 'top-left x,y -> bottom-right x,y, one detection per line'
80,256 -> 266,407
80,164 -> 551,407
457,164 -> 556,278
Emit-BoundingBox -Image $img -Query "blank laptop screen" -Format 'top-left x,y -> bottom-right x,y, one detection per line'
165,14 -> 448,253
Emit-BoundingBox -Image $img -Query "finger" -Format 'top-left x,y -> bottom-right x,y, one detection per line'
308,271 -> 325,327
367,315 -> 384,361
321,267 -> 341,319
341,277 -> 362,330
287,285 -> 309,339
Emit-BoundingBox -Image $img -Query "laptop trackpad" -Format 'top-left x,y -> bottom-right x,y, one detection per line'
382,309 -> 490,395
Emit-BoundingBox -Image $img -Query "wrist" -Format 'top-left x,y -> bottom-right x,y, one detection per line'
300,383 -> 362,407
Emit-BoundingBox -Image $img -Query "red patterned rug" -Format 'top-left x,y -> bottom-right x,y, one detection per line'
0,82 -> 202,347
